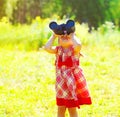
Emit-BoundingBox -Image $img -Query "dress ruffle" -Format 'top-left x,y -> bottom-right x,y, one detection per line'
56,97 -> 92,108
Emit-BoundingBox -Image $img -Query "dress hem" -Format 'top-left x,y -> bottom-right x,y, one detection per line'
56,97 -> 92,109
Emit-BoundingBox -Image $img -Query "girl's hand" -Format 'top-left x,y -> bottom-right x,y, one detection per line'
52,33 -> 61,39
69,33 -> 75,38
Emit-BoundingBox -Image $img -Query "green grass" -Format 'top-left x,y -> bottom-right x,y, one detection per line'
0,49 -> 56,117
0,17 -> 51,50
0,44 -> 120,117
0,17 -> 120,116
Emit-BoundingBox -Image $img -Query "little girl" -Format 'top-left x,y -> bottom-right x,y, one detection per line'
44,20 -> 92,117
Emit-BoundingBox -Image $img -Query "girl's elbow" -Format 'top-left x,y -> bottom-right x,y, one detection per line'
44,46 -> 50,51
77,44 -> 81,50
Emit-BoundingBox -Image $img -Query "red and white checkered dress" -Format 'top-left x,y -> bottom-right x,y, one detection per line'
55,46 -> 92,108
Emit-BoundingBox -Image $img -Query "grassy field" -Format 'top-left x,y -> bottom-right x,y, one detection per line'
0,44 -> 120,117
0,18 -> 120,117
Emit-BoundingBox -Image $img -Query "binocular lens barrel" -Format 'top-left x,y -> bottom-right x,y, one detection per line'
49,20 -> 75,35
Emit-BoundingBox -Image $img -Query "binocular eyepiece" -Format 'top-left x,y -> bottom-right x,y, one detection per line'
49,20 -> 75,35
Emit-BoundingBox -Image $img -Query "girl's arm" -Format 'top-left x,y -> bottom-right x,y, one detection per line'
44,34 -> 57,54
71,33 -> 82,54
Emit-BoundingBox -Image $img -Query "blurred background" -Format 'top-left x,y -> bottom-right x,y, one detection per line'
0,0 -> 120,117
0,0 -> 120,50
1,0 -> 120,27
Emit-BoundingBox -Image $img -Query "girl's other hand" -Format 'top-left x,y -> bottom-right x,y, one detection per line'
69,33 -> 75,38
52,33 -> 60,39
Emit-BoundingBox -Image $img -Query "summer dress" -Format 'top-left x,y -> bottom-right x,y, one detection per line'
55,45 -> 92,108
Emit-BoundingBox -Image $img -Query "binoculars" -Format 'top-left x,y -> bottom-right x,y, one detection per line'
49,20 -> 75,35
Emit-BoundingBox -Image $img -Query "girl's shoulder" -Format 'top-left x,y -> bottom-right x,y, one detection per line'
55,46 -> 63,55
55,45 -> 61,49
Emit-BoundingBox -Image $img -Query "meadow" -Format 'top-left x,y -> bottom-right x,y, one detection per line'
0,17 -> 120,117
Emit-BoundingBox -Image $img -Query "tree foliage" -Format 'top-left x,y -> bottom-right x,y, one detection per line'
0,0 -> 6,18
1,0 -> 120,28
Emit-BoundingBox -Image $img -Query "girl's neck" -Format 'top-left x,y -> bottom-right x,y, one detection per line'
61,45 -> 72,49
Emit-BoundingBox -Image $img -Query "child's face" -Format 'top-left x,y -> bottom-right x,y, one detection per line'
58,35 -> 73,48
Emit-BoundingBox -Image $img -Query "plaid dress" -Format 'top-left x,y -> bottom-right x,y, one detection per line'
55,46 -> 92,108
